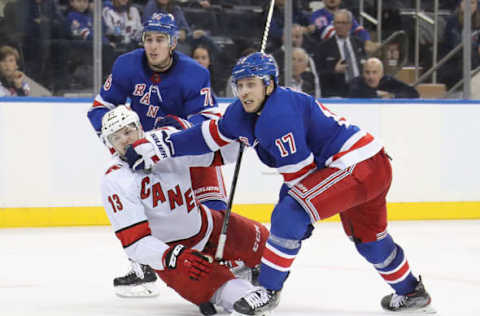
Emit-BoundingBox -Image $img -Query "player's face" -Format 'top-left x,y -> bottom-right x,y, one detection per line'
144,32 -> 174,70
108,124 -> 141,156
235,77 -> 273,113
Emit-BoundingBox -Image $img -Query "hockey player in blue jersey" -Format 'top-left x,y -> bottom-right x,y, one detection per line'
86,13 -> 227,308
87,12 -> 226,211
123,52 -> 435,315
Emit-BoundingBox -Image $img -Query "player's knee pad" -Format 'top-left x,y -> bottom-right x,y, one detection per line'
355,233 -> 396,265
270,195 -> 313,241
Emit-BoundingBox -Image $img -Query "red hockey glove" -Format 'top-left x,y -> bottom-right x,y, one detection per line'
163,244 -> 213,281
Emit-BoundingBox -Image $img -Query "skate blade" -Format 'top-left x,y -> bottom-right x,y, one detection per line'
115,282 -> 160,298
414,305 -> 437,314
230,311 -> 272,316
384,305 -> 437,314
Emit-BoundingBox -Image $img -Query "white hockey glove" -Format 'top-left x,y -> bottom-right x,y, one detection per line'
125,130 -> 173,171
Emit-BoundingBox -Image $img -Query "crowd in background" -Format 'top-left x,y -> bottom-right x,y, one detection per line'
0,0 -> 476,98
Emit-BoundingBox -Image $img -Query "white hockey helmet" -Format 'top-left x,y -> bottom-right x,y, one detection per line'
101,105 -> 142,154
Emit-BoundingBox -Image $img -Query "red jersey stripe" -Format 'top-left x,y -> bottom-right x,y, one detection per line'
201,111 -> 222,118
210,151 -> 224,167
92,100 -> 106,108
380,261 -> 410,282
331,133 -> 374,162
105,165 -> 121,175
281,161 -> 317,182
132,138 -> 150,147
115,220 -> 152,248
262,247 -> 295,269
208,120 -> 230,147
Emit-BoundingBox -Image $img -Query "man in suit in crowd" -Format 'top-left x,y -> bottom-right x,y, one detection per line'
313,9 -> 366,98
271,24 -> 321,98
347,57 -> 419,99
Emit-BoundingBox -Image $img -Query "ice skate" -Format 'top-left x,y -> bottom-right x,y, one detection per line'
229,261 -> 260,286
113,261 -> 160,298
231,287 -> 280,316
381,276 -> 436,313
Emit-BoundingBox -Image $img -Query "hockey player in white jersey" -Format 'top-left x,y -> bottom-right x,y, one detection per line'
100,106 -> 270,315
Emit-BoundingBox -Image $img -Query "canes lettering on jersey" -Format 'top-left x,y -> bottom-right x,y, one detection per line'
140,176 -> 195,212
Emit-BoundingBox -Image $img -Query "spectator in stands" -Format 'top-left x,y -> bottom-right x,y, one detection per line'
1,0 -> 67,92
309,0 -> 380,54
266,0 -> 313,51
289,47 -> 320,97
0,45 -> 52,97
439,0 -> 480,89
103,0 -> 143,52
142,0 -> 191,40
192,43 -> 224,96
313,9 -> 366,98
64,0 -> 115,90
189,0 -> 211,8
0,45 -> 29,96
348,57 -> 419,99
142,0 -> 213,56
272,24 -> 321,98
67,0 -> 94,41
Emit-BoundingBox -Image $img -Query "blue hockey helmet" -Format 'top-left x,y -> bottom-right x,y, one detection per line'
142,13 -> 178,44
231,52 -> 279,86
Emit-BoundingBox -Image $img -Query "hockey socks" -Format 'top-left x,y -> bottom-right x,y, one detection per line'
258,236 -> 300,291
356,234 -> 418,295
258,196 -> 312,291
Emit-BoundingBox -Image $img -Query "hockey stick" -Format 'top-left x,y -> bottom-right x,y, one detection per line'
215,0 -> 276,261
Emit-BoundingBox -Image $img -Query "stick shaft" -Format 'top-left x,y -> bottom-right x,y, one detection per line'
215,0 -> 275,261
215,144 -> 245,260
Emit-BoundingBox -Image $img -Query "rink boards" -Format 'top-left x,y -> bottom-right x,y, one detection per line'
0,98 -> 479,227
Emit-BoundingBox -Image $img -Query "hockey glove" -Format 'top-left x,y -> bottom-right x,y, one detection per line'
163,244 -> 213,281
125,131 -> 173,171
154,114 -> 192,130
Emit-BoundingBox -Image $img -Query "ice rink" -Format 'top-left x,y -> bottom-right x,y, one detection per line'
1,220 -> 478,316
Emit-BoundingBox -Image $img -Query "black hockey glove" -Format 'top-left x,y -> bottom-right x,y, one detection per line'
154,114 -> 192,130
163,244 -> 213,281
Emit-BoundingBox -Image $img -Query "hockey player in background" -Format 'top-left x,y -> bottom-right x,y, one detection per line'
99,105 -> 269,315
125,52 -> 435,315
87,13 -> 228,296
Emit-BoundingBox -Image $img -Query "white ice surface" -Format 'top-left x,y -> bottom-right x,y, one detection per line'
1,220 -> 479,316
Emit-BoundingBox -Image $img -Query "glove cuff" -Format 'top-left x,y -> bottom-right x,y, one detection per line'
163,244 -> 186,269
